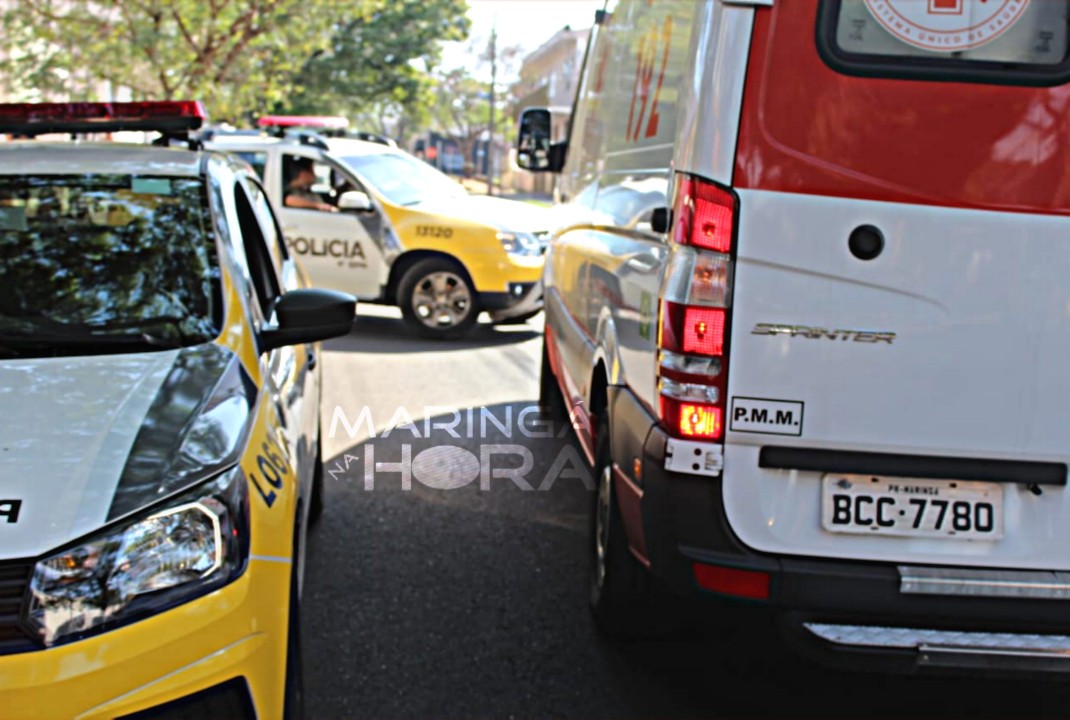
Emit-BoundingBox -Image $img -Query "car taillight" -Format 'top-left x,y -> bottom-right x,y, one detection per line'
657,173 -> 737,443
661,400 -> 723,439
661,303 -> 725,356
673,174 -> 735,252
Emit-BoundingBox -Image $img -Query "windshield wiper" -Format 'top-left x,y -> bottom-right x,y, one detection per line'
90,316 -> 191,344
0,330 -> 183,350
0,317 -> 193,350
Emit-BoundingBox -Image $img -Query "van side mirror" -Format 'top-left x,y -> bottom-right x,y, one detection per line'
516,107 -> 565,173
338,190 -> 373,213
260,288 -> 356,353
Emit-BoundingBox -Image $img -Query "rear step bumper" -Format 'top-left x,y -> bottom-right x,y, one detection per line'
608,385 -> 1070,675
803,624 -> 1070,673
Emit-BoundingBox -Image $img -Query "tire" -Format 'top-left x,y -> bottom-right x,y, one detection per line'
308,434 -> 324,526
283,525 -> 306,720
397,258 -> 479,339
588,411 -> 662,638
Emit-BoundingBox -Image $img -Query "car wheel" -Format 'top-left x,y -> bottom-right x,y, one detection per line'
398,258 -> 479,339
283,526 -> 306,720
588,412 -> 663,638
308,434 -> 324,527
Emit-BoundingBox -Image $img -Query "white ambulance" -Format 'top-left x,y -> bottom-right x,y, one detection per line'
521,0 -> 1070,674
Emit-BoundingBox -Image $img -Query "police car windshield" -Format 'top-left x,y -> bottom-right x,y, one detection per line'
0,174 -> 220,356
338,152 -> 466,207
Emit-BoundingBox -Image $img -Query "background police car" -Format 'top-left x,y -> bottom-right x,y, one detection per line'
205,132 -> 550,339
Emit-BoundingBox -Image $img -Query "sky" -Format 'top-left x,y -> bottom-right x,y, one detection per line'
440,0 -> 605,81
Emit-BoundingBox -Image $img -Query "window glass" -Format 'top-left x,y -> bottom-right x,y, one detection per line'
280,154 -> 350,213
824,0 -> 1070,83
233,184 -> 280,317
233,151 -> 268,181
244,178 -> 288,268
0,174 -> 220,356
338,152 -> 466,207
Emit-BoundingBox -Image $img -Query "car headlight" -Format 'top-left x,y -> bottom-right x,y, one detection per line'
24,467 -> 249,647
498,231 -> 544,257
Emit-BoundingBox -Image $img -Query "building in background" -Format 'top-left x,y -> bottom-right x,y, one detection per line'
509,25 -> 589,196
413,131 -> 467,175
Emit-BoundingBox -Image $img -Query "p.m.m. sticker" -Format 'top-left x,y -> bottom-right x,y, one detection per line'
729,397 -> 804,437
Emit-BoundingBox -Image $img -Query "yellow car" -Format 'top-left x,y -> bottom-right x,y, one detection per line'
205,126 -> 550,339
0,101 -> 355,718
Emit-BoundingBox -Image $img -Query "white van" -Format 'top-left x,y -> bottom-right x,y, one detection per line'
521,0 -> 1070,674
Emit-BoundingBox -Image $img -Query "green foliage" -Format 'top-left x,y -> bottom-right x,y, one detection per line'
287,0 -> 470,129
429,43 -> 520,174
431,67 -> 491,140
0,0 -> 468,125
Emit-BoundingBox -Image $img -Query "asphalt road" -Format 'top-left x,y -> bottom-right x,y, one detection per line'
303,306 -> 1070,720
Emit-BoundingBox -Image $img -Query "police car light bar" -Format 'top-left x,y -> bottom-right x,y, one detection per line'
0,101 -> 207,136
258,115 -> 349,130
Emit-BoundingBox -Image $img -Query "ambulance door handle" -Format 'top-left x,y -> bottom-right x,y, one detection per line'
849,225 -> 884,261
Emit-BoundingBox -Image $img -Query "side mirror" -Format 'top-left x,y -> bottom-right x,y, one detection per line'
338,190 -> 373,212
516,107 -> 565,173
260,288 -> 356,353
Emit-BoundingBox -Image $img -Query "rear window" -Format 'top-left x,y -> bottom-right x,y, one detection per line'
818,0 -> 1070,85
233,151 -> 268,181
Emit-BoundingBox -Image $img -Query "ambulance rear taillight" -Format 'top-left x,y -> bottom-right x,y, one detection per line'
658,174 -> 736,442
674,178 -> 734,253
0,101 -> 206,136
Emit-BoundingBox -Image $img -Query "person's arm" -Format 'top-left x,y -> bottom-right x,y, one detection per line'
284,193 -> 337,212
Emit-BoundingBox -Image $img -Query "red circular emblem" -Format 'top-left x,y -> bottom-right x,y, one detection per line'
863,0 -> 1031,52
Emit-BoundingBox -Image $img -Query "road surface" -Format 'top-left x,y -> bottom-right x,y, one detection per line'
303,306 -> 1067,719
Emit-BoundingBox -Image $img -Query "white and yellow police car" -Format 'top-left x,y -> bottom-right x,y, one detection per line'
0,101 -> 355,718
205,124 -> 550,339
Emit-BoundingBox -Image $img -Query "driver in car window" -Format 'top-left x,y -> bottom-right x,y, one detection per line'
284,156 -> 337,213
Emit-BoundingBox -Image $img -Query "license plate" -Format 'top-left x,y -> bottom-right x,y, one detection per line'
821,475 -> 1003,540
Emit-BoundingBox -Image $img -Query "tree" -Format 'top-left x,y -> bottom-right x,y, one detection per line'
287,0 -> 469,139
0,0 -> 351,121
429,38 -> 521,181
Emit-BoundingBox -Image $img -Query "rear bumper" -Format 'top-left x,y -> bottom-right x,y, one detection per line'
609,385 -> 1070,676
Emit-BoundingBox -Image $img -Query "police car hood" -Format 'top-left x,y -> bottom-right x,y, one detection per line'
409,194 -> 552,232
0,344 -> 255,560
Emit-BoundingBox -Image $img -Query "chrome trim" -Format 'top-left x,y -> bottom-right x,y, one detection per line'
899,566 -> 1070,600
805,623 -> 1070,658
